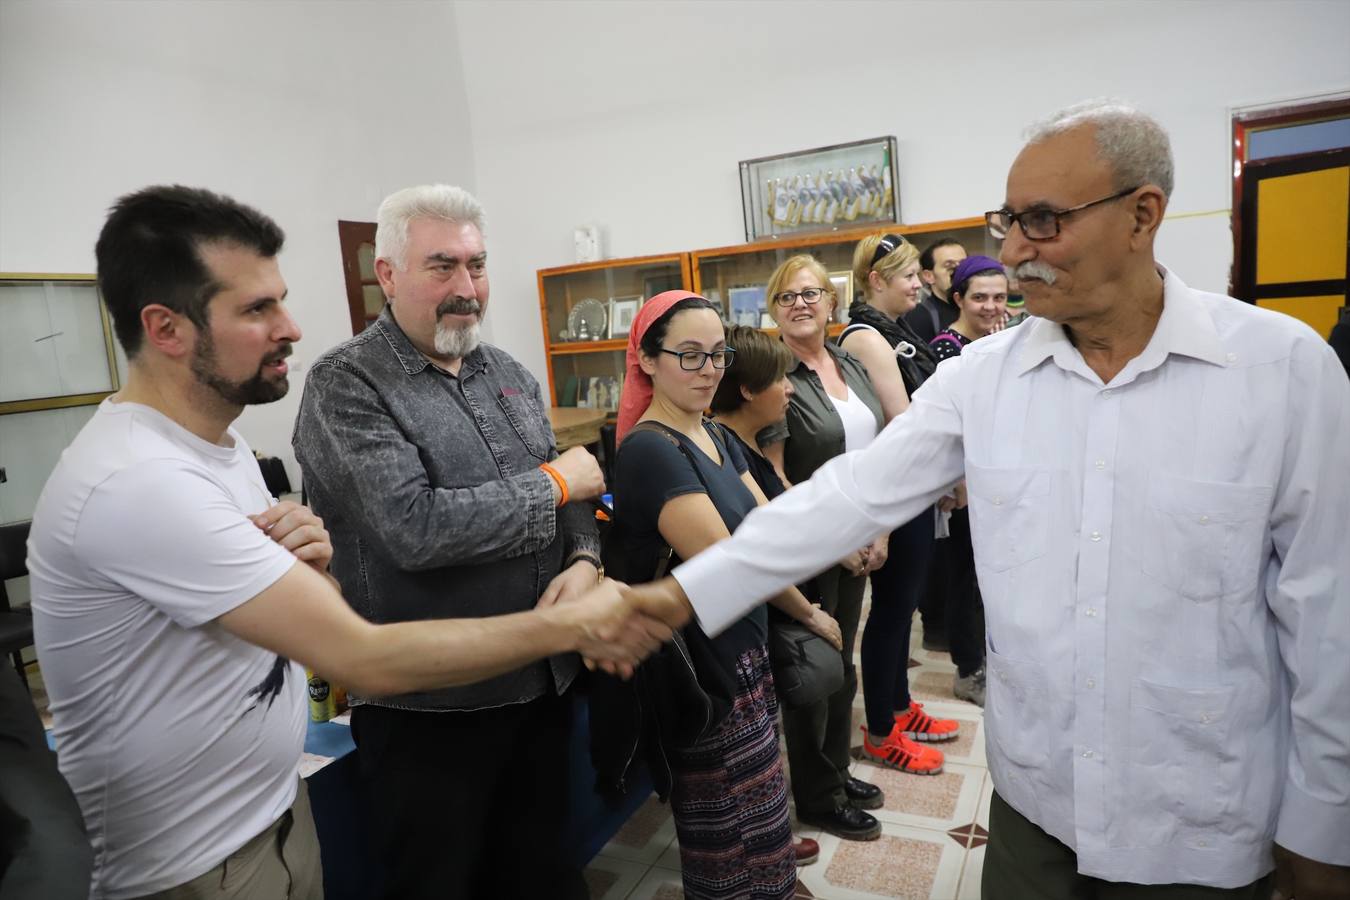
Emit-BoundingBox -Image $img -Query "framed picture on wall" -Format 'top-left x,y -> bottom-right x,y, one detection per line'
727,285 -> 766,328
828,270 -> 854,323
608,296 -> 641,339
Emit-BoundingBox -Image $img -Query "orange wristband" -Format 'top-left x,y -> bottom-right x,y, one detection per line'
539,462 -> 568,507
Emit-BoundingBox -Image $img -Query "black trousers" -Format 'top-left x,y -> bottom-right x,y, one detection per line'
984,791 -> 1274,900
0,664 -> 92,899
859,513 -> 934,736
780,564 -> 866,816
351,691 -> 588,900
942,508 -> 985,678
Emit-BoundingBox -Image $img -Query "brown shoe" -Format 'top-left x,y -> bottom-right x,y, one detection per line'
793,836 -> 820,866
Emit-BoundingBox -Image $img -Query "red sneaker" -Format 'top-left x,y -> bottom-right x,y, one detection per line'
859,725 -> 944,775
793,836 -> 819,866
894,701 -> 960,743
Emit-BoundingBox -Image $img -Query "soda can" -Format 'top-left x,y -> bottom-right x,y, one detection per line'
307,670 -> 336,722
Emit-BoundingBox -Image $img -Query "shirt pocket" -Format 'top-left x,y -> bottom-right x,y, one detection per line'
984,646 -> 1050,769
966,464 -> 1050,573
1139,474 -> 1271,601
1126,678 -> 1235,841
497,393 -> 552,461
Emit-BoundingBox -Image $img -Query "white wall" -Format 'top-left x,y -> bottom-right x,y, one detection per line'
3,0 -> 1348,492
453,0 -> 1350,382
0,0 -> 478,486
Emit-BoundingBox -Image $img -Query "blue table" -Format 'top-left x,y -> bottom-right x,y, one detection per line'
304,697 -> 653,899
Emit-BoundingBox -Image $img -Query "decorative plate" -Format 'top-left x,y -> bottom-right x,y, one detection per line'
568,297 -> 608,342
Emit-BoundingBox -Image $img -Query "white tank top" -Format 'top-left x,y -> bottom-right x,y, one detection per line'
828,387 -> 879,453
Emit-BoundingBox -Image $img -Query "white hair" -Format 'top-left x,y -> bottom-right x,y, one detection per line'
375,184 -> 486,270
1026,99 -> 1174,198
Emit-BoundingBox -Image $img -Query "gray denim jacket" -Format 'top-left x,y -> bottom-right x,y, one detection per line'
292,307 -> 596,711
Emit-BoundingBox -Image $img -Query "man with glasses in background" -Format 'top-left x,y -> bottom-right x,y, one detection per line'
604,100 -> 1350,899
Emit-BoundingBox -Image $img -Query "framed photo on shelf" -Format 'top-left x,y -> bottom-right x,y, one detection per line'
727,285 -> 766,328
608,296 -> 642,339
828,270 -> 854,323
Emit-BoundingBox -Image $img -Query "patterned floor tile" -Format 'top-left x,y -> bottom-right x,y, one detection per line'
799,821 -> 966,899
599,794 -> 677,864
581,855 -> 648,900
956,843 -> 986,900
860,763 -> 986,832
626,865 -> 686,899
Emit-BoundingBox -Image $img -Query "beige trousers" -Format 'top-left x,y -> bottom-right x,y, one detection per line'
138,778 -> 323,900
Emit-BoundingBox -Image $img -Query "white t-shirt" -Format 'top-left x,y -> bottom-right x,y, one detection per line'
29,399 -> 305,899
828,387 -> 880,453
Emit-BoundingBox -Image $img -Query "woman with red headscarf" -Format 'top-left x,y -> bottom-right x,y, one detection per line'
603,291 -> 841,897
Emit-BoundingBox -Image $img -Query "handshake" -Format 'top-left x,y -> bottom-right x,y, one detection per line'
542,577 -> 695,679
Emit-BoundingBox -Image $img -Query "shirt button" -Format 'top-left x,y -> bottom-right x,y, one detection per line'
1086,678 -> 1096,688
1196,838 -> 1209,848
1085,607 -> 1098,617
1200,713 -> 1212,724
1094,460 -> 1106,469
1090,531 -> 1102,542
1198,515 -> 1209,524
993,497 -> 1004,506
1101,389 -> 1113,397
1082,749 -> 1095,759
1226,353 -> 1237,363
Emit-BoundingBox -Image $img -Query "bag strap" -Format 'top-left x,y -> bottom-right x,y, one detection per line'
620,419 -> 725,578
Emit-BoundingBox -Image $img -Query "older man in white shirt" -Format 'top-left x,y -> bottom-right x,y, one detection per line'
609,101 -> 1350,899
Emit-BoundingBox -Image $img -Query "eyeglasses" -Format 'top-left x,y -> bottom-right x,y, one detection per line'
985,186 -> 1140,241
657,347 -> 736,371
772,288 -> 827,307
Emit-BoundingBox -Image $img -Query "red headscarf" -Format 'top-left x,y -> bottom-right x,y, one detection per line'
615,290 -> 708,444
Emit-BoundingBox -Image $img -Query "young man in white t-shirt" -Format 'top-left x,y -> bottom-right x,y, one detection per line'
29,185 -> 673,899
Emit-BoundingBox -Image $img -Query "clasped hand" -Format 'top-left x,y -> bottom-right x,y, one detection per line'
547,578 -> 694,680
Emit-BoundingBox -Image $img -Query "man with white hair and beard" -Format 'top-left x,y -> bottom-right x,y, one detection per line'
603,101 -> 1350,898
293,184 -> 606,898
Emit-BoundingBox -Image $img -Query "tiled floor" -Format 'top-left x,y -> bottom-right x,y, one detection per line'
587,604 -> 989,899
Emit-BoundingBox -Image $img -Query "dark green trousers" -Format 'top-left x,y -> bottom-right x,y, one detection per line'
780,564 -> 866,816
984,791 -> 1274,900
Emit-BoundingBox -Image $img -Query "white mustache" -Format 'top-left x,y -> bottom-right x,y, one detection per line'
1013,261 -> 1057,285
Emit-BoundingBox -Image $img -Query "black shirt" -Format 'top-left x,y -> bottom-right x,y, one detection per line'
613,420 -> 767,654
930,327 -> 972,361
903,290 -> 960,344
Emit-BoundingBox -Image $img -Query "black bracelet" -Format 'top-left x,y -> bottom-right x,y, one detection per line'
567,551 -> 603,573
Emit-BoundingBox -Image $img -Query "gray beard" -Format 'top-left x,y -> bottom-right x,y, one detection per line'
434,319 -> 481,359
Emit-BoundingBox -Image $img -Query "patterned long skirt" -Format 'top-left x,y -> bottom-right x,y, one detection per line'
668,643 -> 796,899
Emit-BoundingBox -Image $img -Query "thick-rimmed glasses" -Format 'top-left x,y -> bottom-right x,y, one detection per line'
657,347 -> 736,371
986,186 -> 1140,241
772,288 -> 827,307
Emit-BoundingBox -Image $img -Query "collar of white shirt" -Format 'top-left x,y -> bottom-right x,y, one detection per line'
1015,263 -> 1230,384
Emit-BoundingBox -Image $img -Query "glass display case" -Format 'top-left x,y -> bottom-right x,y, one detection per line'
691,217 -> 998,330
536,253 -> 691,412
740,136 -> 900,243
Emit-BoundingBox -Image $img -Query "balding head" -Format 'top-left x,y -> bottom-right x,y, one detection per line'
1026,99 -> 1174,199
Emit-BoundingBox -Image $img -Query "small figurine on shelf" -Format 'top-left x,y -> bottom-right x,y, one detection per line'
576,319 -> 591,341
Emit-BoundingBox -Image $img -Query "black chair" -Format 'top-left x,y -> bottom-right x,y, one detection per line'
0,520 -> 35,691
